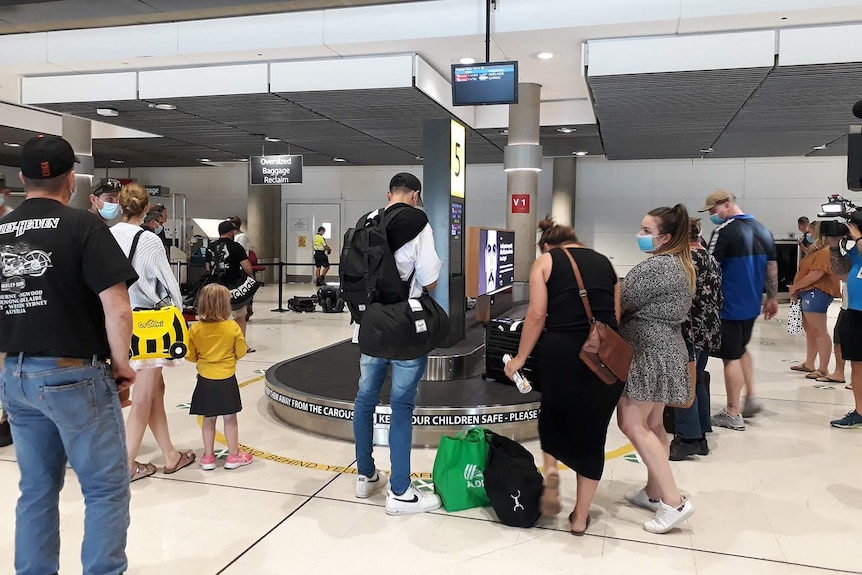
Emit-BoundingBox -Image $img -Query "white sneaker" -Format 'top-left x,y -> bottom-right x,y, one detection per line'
625,488 -> 661,512
711,409 -> 745,431
355,470 -> 388,499
644,498 -> 695,534
385,485 -> 442,515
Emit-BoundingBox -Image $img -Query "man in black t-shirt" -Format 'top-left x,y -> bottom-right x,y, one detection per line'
206,220 -> 255,345
0,135 -> 138,575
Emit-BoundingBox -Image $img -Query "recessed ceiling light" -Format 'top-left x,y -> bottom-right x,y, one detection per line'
812,144 -> 828,150
333,157 -> 347,162
149,103 -> 177,111
573,151 -> 588,156
700,147 -> 715,153
109,159 -> 125,164
415,156 -> 424,161
96,108 -> 118,117
557,127 -> 576,134
264,136 -> 281,142
235,158 -> 249,162
3,142 -> 21,147
536,52 -> 555,60
499,129 -> 509,135
459,57 -> 476,65
199,158 -> 211,162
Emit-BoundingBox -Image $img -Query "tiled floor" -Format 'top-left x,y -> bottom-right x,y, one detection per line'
1,284 -> 860,575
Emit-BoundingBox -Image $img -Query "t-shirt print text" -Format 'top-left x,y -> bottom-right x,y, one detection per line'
0,217 -> 60,238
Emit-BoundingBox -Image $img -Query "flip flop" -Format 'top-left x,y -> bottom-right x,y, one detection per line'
163,450 -> 196,474
568,512 -> 591,537
130,461 -> 156,482
805,370 -> 827,380
246,348 -> 257,353
816,376 -> 846,384
847,384 -> 854,390
790,364 -> 815,372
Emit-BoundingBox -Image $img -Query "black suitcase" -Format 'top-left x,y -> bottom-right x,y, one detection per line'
484,318 -> 542,391
287,296 -> 316,312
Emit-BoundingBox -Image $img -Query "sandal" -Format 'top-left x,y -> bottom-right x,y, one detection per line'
130,461 -> 156,482
540,473 -> 562,518
805,370 -> 827,380
816,375 -> 846,384
568,512 -> 591,537
847,384 -> 854,391
246,348 -> 256,354
163,450 -> 196,474
790,364 -> 815,373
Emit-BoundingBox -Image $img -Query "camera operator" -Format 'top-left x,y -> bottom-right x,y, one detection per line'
828,220 -> 862,428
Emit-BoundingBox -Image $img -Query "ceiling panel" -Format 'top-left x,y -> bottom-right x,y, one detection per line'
588,67 -> 772,160
477,124 -> 605,160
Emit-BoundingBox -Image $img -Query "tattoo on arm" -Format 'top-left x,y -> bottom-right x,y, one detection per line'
830,248 -> 851,276
765,261 -> 778,299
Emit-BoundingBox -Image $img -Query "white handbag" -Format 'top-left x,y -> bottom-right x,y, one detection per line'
787,300 -> 805,335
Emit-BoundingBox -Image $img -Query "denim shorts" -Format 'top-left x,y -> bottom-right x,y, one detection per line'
800,288 -> 835,314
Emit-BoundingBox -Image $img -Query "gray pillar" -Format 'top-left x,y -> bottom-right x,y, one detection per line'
505,83 -> 542,284
62,115 -> 93,210
551,157 -> 576,228
247,184 -> 281,284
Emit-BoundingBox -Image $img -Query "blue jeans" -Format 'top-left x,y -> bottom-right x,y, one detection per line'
353,354 -> 427,495
0,355 -> 130,575
674,347 -> 712,440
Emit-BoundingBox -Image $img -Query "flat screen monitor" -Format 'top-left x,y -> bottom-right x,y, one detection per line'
478,229 -> 515,296
451,61 -> 519,106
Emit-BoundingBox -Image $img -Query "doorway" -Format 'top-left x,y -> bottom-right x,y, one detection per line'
284,203 -> 341,283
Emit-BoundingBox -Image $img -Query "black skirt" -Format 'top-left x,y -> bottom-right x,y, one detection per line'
538,330 -> 624,481
190,374 -> 242,417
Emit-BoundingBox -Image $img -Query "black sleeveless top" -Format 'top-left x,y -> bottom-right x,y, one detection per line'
544,247 -> 618,332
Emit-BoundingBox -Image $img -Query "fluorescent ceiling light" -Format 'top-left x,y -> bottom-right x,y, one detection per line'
235,158 -> 249,162
3,142 -> 21,147
333,157 -> 346,162
536,52 -> 555,60
573,151 -> 588,156
499,129 -> 509,135
151,103 -> 177,111
812,144 -> 828,150
700,147 -> 715,153
109,159 -> 125,164
199,158 -> 210,162
96,108 -> 118,117
264,136 -> 281,142
557,127 -> 576,133
459,57 -> 476,65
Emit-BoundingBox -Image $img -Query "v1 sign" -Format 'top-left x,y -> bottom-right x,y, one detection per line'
511,194 -> 530,214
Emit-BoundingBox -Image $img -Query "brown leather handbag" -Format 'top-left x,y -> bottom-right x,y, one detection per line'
560,248 -> 633,385
667,319 -> 696,409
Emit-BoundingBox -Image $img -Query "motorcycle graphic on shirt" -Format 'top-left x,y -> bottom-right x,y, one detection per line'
0,244 -> 53,293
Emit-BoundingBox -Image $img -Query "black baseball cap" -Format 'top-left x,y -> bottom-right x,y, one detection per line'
389,172 -> 421,192
20,135 -> 79,180
218,220 -> 239,235
91,177 -> 123,196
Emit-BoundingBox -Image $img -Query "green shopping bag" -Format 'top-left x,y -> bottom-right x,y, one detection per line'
432,427 -> 491,512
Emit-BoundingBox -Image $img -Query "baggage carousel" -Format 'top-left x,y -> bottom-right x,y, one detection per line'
265,325 -> 541,447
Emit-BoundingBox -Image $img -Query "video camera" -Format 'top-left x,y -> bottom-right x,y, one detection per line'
818,194 -> 862,237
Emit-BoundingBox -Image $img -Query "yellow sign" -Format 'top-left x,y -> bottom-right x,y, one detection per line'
450,119 -> 466,198
298,235 -> 307,248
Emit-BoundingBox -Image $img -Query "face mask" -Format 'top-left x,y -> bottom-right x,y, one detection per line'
154,224 -> 164,235
636,234 -> 657,253
98,200 -> 120,220
0,196 -> 5,208
805,233 -> 813,242
710,214 -> 725,225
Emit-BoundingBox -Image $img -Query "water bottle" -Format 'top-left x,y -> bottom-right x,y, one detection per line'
502,354 -> 532,394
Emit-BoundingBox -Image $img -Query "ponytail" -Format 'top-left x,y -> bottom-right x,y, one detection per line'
648,204 -> 697,293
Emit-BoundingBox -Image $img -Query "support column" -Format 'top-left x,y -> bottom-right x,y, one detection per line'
505,83 -> 542,285
62,115 -> 93,210
247,184 -> 281,284
551,157 -> 576,228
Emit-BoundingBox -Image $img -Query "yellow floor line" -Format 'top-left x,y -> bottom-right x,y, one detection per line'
196,374 -> 636,479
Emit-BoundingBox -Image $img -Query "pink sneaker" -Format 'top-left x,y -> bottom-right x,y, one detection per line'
224,451 -> 253,470
200,454 -> 216,471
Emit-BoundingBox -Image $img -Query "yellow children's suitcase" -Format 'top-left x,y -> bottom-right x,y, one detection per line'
130,306 -> 190,361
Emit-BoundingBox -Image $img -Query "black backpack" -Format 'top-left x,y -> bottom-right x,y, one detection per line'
483,430 -> 543,528
339,206 -> 410,323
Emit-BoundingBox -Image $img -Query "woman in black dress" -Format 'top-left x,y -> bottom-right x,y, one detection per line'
505,218 -> 623,536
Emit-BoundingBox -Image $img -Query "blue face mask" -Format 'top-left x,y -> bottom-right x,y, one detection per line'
154,224 -> 164,235
805,233 -> 813,242
636,234 -> 656,253
98,200 -> 120,220
710,214 -> 725,225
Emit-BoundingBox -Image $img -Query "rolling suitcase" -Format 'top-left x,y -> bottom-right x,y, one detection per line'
484,318 -> 542,391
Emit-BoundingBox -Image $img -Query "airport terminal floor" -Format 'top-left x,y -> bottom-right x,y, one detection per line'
1,283 -> 860,575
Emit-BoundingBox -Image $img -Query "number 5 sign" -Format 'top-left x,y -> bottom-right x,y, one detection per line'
511,194 -> 530,214
450,119 -> 466,198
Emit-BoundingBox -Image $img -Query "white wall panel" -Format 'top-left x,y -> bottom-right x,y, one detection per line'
780,24 -> 862,66
495,0 -> 680,33
587,31 -> 776,76
139,64 -> 268,99
178,12 -> 325,54
21,72 -> 137,104
0,32 -> 48,66
270,55 -> 413,92
46,24 -> 179,63
0,102 -> 60,134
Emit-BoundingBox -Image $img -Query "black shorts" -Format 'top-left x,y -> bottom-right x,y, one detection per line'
313,250 -> 329,268
834,309 -> 846,346
713,318 -> 756,361
838,309 -> 862,361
